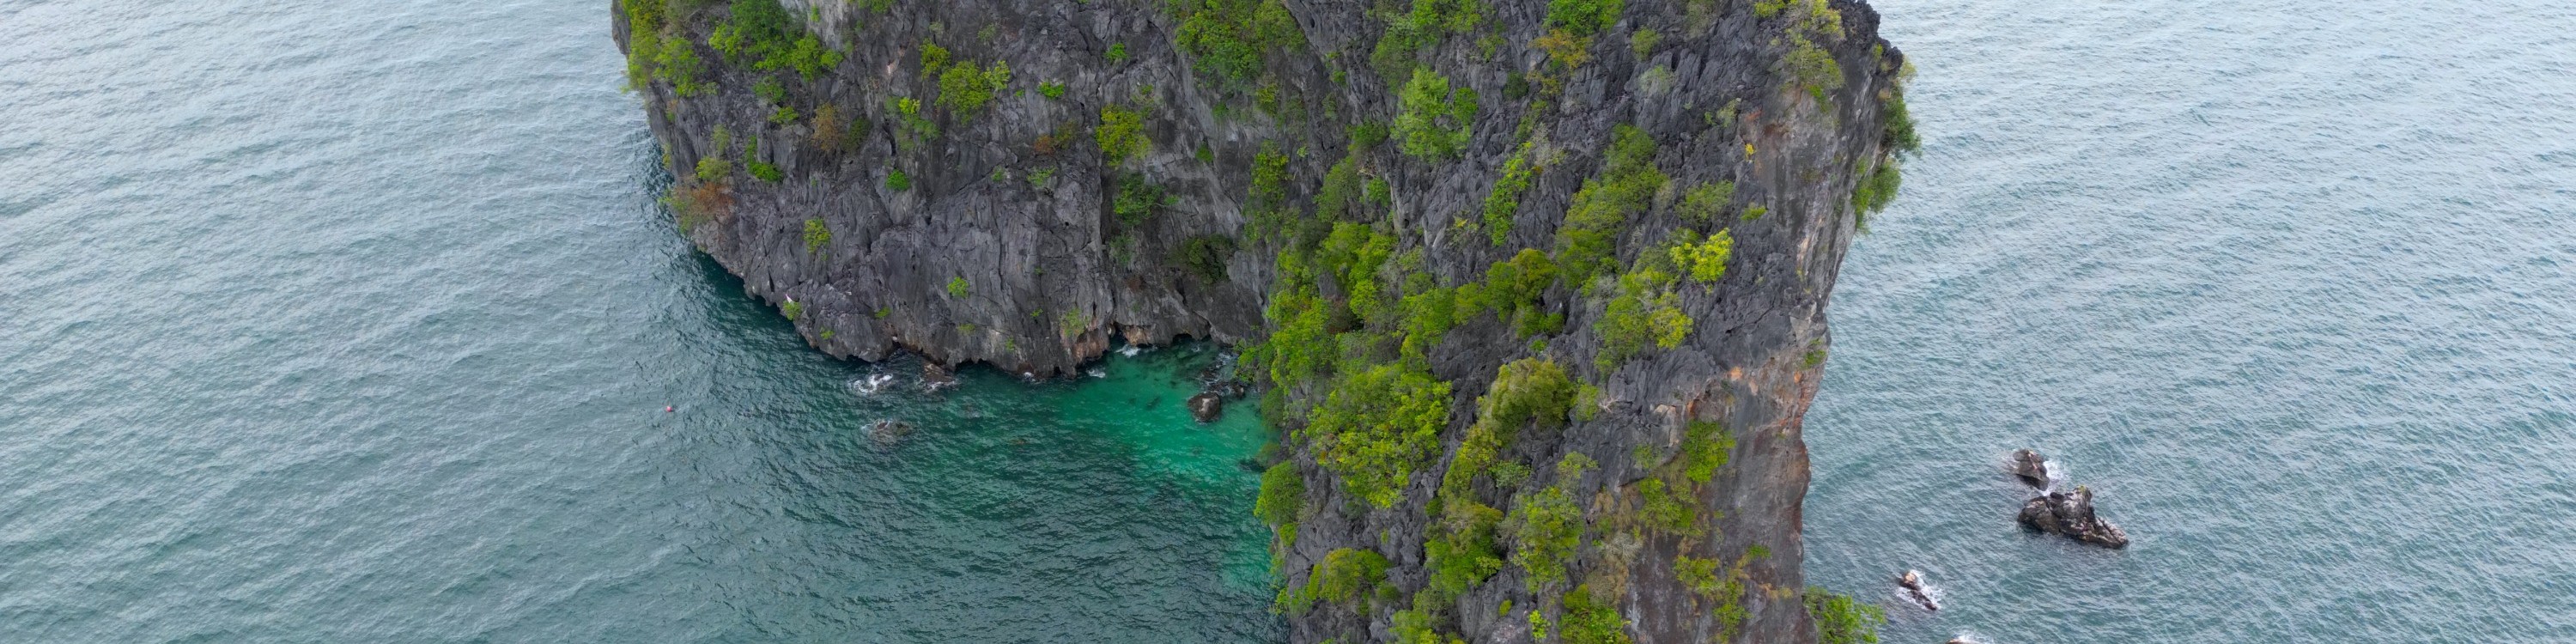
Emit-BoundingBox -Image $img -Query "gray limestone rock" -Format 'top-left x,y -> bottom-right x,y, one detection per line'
613,0 -> 1910,640
2018,485 -> 2131,549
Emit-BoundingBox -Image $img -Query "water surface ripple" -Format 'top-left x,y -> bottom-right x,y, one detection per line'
1805,1 -> 2576,642
6,0 -> 2573,642
0,1 -> 1276,641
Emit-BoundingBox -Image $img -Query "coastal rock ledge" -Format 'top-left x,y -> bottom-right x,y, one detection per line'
615,0 -> 1911,641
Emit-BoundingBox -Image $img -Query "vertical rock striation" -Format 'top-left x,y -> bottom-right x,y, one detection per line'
616,0 -> 1911,641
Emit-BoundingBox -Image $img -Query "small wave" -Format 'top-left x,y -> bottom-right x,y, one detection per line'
1087,368 -> 1107,379
1117,345 -> 1143,357
1896,570 -> 1941,611
848,374 -> 897,395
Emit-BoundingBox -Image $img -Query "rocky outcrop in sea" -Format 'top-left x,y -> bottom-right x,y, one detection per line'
615,0 -> 1912,639
2018,485 -> 2131,549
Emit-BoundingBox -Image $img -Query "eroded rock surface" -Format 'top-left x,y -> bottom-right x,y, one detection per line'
2011,448 -> 2050,488
2018,485 -> 2131,549
614,0 -> 1911,640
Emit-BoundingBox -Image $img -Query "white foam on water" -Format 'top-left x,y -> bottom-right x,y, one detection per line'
848,374 -> 897,396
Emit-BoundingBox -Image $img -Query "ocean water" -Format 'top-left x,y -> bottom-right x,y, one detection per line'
0,0 -> 1276,641
1802,0 -> 2576,642
5,0 -> 2571,642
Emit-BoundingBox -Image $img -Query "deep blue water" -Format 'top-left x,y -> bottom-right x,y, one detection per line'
3,0 -> 2571,642
1804,1 -> 2576,642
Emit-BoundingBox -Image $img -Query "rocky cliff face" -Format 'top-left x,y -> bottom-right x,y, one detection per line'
617,0 -> 1908,641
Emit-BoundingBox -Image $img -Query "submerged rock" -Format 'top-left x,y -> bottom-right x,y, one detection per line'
2017,485 -> 2130,548
867,419 -> 915,448
1187,392 -> 1224,423
2010,448 -> 2050,488
921,362 -> 957,392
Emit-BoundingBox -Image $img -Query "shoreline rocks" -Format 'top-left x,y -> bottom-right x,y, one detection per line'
2017,485 -> 2130,549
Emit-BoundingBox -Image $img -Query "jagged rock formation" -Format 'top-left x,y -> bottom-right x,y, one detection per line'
2018,486 -> 2131,549
2010,448 -> 2049,488
614,0 -> 1912,641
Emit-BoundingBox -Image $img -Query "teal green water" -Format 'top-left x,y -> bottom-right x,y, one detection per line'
0,0 -> 1277,641
7,0 -> 2574,642
1803,0 -> 2576,642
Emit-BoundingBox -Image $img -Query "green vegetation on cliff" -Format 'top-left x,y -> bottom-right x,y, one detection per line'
1303,363 -> 1450,507
707,0 -> 841,81
620,0 -> 709,96
1481,143 -> 1538,245
1173,0 -> 1304,85
1555,125 -> 1667,288
1807,587 -> 1887,644
1280,547 -> 1391,615
934,59 -> 1012,115
1394,69 -> 1478,160
1097,106 -> 1151,164
1369,0 -> 1485,83
617,2 -> 1911,641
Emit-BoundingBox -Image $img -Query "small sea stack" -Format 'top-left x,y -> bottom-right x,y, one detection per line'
2017,485 -> 2130,548
2009,448 -> 2050,488
1896,569 -> 1940,611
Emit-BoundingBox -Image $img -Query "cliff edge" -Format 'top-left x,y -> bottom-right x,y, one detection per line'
616,0 -> 1913,641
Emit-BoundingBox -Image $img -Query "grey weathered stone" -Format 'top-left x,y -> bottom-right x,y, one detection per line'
2012,448 -> 2050,488
615,0 -> 1908,641
2018,485 -> 2131,549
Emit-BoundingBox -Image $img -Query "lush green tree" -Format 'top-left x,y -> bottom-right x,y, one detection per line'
937,60 -> 1011,115
1097,106 -> 1151,164
1174,0 -> 1305,84
1394,69 -> 1478,159
1555,125 -> 1666,286
1255,461 -> 1304,526
803,218 -> 830,252
1507,483 -> 1582,592
1668,229 -> 1735,283
1546,0 -> 1624,36
1305,364 -> 1451,507
1807,587 -> 1886,644
1561,585 -> 1635,644
1482,143 -> 1538,245
1310,548 -> 1389,603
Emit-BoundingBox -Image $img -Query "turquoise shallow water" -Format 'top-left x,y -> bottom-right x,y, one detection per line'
5,0 -> 2573,642
1803,0 -> 2576,642
0,0 -> 1275,641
